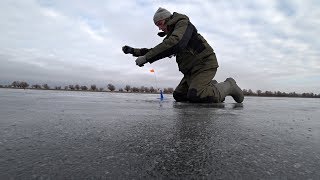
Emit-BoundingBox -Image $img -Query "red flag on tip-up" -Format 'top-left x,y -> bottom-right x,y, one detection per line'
150,69 -> 155,73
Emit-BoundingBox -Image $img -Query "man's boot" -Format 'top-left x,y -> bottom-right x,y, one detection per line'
212,80 -> 225,102
215,78 -> 244,103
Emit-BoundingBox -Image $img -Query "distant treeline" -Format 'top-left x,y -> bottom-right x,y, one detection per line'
0,81 -> 319,98
0,81 -> 174,94
242,89 -> 319,98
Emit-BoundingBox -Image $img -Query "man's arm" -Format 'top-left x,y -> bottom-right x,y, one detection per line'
132,48 -> 151,57
145,19 -> 195,63
122,46 -> 152,57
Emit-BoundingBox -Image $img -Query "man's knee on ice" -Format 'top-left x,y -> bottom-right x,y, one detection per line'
173,91 -> 188,102
187,88 -> 218,103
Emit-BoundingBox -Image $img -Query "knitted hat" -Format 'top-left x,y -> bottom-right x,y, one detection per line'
153,7 -> 172,24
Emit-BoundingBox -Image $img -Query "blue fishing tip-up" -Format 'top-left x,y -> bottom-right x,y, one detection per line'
160,90 -> 164,101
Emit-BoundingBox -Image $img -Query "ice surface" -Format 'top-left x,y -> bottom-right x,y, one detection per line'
0,89 -> 319,179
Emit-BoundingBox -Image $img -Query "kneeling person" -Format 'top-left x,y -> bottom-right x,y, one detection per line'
122,7 -> 244,103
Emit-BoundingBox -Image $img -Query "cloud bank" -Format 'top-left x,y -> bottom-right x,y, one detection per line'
0,0 -> 319,93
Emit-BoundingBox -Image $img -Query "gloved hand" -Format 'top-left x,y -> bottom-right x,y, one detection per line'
122,45 -> 134,54
135,56 -> 147,67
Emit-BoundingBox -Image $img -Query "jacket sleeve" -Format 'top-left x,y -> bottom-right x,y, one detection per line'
145,19 -> 195,63
131,48 -> 152,57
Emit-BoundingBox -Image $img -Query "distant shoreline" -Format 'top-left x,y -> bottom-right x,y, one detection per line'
1,87 -> 319,98
0,87 -> 160,94
0,87 -> 164,95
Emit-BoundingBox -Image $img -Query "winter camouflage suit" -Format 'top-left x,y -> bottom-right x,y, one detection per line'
124,12 -> 243,103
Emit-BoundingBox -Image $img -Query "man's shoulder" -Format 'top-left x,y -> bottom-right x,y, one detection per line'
172,12 -> 189,19
168,12 -> 190,26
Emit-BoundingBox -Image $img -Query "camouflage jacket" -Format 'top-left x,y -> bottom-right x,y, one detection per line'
132,12 -> 218,74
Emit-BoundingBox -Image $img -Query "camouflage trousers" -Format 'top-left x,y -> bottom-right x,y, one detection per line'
173,57 -> 221,103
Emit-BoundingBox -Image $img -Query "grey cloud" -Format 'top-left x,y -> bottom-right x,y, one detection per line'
0,0 -> 319,93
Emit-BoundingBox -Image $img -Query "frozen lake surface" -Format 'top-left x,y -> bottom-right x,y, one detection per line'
0,88 -> 319,179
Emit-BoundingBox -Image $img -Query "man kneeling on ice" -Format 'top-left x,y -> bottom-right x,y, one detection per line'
122,7 -> 244,103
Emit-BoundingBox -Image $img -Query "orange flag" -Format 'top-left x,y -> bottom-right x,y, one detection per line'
150,69 -> 155,73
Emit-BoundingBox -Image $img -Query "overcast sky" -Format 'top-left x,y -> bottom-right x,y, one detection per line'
1,0 -> 319,93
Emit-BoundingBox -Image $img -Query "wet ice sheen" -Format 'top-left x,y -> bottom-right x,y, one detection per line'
0,89 -> 319,179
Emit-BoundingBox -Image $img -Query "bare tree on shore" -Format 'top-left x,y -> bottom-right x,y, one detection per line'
11,81 -> 19,88
43,84 -> 50,89
90,85 -> 97,91
20,82 -> 29,89
107,84 -> 115,91
81,86 -> 88,91
131,87 -> 139,93
32,84 -> 41,89
69,85 -> 75,90
125,85 -> 131,92
144,87 -> 150,93
149,86 -> 155,93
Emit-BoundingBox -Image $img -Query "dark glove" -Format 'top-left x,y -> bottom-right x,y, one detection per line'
122,45 -> 134,54
157,31 -> 167,37
135,56 -> 147,67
